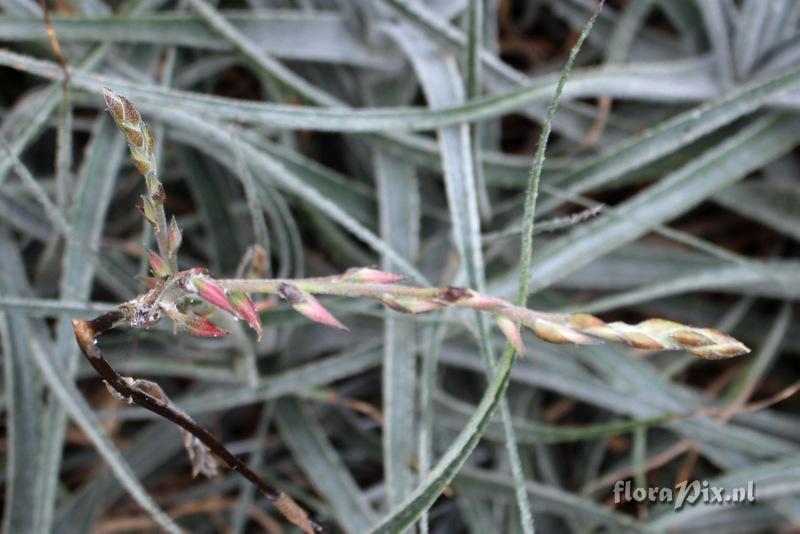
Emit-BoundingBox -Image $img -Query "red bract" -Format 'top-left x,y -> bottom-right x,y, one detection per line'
147,249 -> 170,278
279,282 -> 348,331
189,275 -> 235,315
229,292 -> 262,340
183,314 -> 229,338
295,297 -> 349,331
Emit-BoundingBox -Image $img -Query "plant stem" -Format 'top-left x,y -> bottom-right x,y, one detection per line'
221,277 -> 446,299
71,313 -> 326,534
217,276 -> 749,359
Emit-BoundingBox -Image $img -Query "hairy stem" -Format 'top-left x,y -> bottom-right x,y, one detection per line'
217,277 -> 749,359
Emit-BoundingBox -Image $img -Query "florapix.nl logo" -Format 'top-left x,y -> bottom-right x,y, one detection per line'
613,480 -> 756,510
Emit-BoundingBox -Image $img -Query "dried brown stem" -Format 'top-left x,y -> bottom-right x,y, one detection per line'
39,0 -> 69,84
71,313 -> 326,534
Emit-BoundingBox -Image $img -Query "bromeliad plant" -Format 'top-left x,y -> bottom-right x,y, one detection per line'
72,90 -> 751,533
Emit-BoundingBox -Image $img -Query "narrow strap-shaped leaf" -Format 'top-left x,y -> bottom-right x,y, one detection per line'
275,398 -> 376,532
698,0 -> 736,86
375,150 -> 419,507
157,106 -> 427,282
540,61 -> 800,212
0,233 -> 41,534
370,6 -> 602,531
382,0 -> 632,142
0,11 -> 390,68
456,467 -> 638,530
370,348 -> 517,533
0,233 -> 181,533
6,48 -> 794,134
506,113 -> 800,296
646,453 -> 800,530
55,421 -> 183,533
733,0 -> 772,79
435,391 -> 678,444
715,180 -> 800,241
0,0 -> 151,182
722,302 -> 792,404
180,146 -> 242,272
37,115 -> 127,533
115,345 -> 383,419
385,22 -> 535,533
570,262 -> 800,315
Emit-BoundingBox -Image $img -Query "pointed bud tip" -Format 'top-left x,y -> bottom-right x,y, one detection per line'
343,267 -> 407,284
297,299 -> 348,331
101,87 -> 113,102
167,217 -> 182,256
246,244 -> 270,279
530,318 -> 596,345
497,317 -> 525,356
183,315 -> 230,338
230,293 -> 263,340
147,249 -> 170,278
190,275 -> 235,315
382,295 -> 443,314
102,87 -> 126,122
300,303 -> 349,331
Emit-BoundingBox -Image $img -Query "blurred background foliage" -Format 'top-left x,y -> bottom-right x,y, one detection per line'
1,0 -> 800,532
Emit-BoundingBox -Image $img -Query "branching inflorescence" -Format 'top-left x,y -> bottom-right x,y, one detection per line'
72,90 -> 750,532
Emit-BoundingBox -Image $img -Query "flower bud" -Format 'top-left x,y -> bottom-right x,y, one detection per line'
167,216 -> 182,257
182,314 -> 229,338
248,244 -> 269,279
497,316 -> 525,356
103,88 -> 156,179
279,283 -> 348,331
102,87 -> 126,124
529,318 -> 596,345
229,292 -> 262,340
341,267 -> 406,284
381,295 -> 444,314
141,197 -> 157,227
189,275 -> 235,315
147,249 -> 170,278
